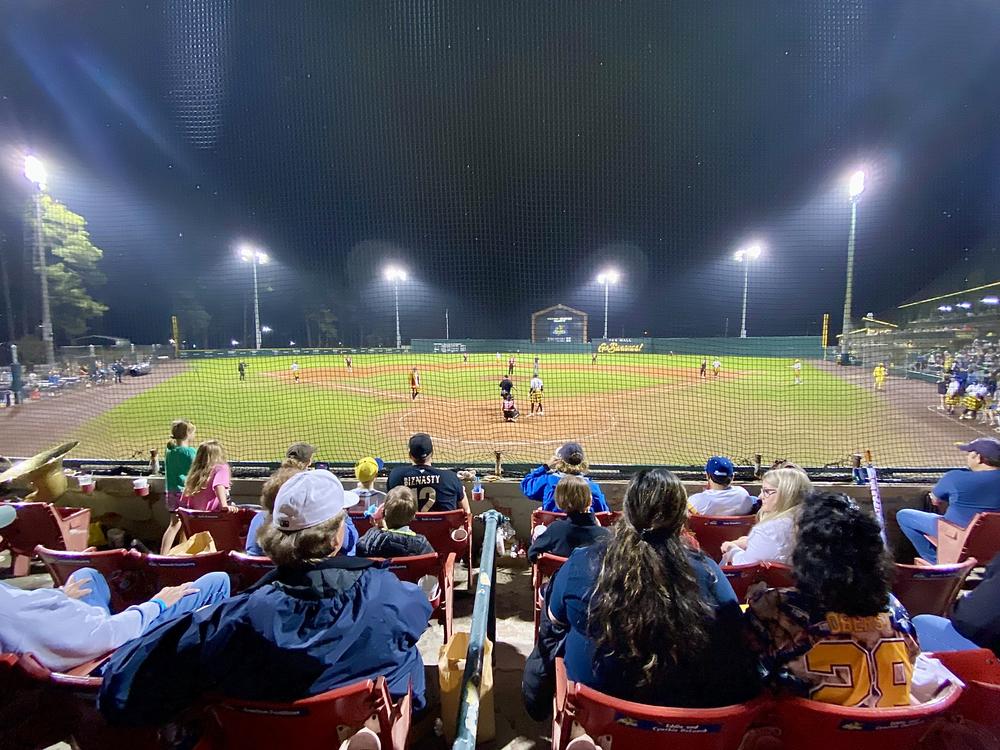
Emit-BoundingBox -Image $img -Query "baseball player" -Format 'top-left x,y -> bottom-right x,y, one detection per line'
502,393 -> 520,422
872,362 -> 887,391
291,360 -> 301,383
409,367 -> 421,400
533,355 -> 540,378
507,354 -> 516,377
592,351 -> 599,365
700,358 -> 707,378
238,361 -> 246,382
345,355 -> 353,372
792,359 -> 803,385
463,352 -> 469,364
499,374 -> 514,399
529,375 -> 544,416
712,358 -> 722,378
944,378 -> 962,415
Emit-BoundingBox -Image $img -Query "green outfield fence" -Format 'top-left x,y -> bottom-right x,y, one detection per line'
410,335 -> 824,358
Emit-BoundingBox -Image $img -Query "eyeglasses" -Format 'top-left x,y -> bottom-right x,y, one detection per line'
761,487 -> 778,497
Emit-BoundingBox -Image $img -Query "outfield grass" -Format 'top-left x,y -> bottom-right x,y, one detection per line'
67,353 -> 887,465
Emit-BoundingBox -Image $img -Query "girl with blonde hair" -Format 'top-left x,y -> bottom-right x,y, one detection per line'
179,440 -> 235,513
720,467 -> 812,565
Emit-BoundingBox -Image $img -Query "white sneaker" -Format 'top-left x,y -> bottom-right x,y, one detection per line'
339,727 -> 380,750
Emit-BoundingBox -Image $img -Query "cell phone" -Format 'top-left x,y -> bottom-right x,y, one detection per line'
313,461 -> 329,471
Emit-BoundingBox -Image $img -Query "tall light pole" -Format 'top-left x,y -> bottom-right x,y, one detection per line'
239,245 -> 269,349
596,269 -> 620,339
733,243 -> 763,339
23,155 -> 55,366
385,266 -> 407,348
841,170 -> 865,360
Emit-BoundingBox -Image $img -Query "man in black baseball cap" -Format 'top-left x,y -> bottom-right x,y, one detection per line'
386,433 -> 469,513
285,442 -> 316,466
897,437 -> 1000,563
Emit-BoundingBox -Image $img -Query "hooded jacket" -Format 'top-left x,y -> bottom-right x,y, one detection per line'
98,556 -> 432,726
356,527 -> 434,558
521,465 -> 609,513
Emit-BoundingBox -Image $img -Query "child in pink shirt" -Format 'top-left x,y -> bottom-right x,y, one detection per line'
180,440 -> 235,512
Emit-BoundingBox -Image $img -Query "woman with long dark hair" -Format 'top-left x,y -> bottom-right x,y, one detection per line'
747,492 -> 919,707
545,468 -> 759,707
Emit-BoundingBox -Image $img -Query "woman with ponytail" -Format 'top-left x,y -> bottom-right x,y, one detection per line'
545,468 -> 759,707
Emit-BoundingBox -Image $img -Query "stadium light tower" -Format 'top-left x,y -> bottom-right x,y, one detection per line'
385,265 -> 408,348
23,155 -> 55,366
239,245 -> 269,350
733,243 -> 763,338
840,169 -> 866,360
596,269 -> 621,339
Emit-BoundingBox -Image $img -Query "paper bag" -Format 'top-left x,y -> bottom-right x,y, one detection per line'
439,632 -> 495,743
168,530 -> 216,556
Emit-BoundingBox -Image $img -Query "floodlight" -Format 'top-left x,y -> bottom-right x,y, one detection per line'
956,302 -> 972,309
261,325 -> 272,333
734,243 -> 763,262
596,269 -> 620,285
289,340 -> 296,346
230,339 -> 239,346
848,170 -> 866,199
938,305 -> 953,312
23,155 -> 47,188
385,265 -> 408,282
982,297 -> 999,305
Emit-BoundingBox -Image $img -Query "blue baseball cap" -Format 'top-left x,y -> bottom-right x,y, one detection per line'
706,456 -> 735,480
958,438 -> 1000,464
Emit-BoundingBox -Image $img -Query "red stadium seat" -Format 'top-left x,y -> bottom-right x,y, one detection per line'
756,561 -> 794,590
409,510 -> 473,589
177,507 -> 258,551
0,652 -> 154,750
892,559 -> 977,616
0,502 -> 90,576
533,553 -> 569,641
35,546 -> 150,611
721,563 -> 761,603
552,658 -> 771,750
774,686 -> 961,750
370,552 -> 456,641
228,551 -> 276,592
930,512 -> 1000,566
348,511 -> 375,537
687,515 -> 756,562
932,648 -> 1000,734
197,676 -> 411,750
140,550 -> 231,589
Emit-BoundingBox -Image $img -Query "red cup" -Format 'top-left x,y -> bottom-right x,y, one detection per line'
79,477 -> 95,494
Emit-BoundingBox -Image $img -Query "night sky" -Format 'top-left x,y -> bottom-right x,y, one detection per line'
1,1 -> 999,347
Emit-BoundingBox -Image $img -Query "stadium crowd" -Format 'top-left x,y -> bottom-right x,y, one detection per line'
2,426 -> 1000,747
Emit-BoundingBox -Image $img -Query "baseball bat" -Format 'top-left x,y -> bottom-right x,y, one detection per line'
864,449 -> 888,547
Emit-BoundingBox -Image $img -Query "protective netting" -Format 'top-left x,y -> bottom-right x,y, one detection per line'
1,1 -> 998,469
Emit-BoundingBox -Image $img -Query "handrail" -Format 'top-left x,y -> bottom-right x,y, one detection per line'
452,509 -> 506,750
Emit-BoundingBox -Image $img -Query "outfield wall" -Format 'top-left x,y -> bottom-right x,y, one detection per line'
410,335 -> 823,358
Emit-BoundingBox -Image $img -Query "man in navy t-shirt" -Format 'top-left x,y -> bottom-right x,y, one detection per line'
387,433 -> 470,513
896,438 -> 1000,562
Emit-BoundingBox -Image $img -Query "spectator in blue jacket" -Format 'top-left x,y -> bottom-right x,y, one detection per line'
521,442 -> 609,513
99,469 -> 432,726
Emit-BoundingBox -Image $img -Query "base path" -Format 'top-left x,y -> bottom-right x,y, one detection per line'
0,361 -> 190,458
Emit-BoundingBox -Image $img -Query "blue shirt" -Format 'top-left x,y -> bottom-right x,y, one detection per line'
547,543 -> 759,707
520,465 -> 609,513
245,511 -> 358,557
932,468 -> 1000,527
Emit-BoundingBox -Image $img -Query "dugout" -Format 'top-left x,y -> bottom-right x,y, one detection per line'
531,304 -> 588,344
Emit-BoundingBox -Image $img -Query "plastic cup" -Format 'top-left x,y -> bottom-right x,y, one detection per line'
78,475 -> 95,494
133,477 -> 150,497
451,527 -> 469,543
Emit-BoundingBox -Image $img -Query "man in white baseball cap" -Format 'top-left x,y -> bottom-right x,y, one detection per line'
100,470 -> 432,726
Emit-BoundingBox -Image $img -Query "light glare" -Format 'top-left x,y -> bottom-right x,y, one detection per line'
734,243 -> 763,262
597,268 -> 621,285
849,170 -> 866,199
23,155 -> 47,187
982,297 -> 999,305
385,265 -> 408,282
